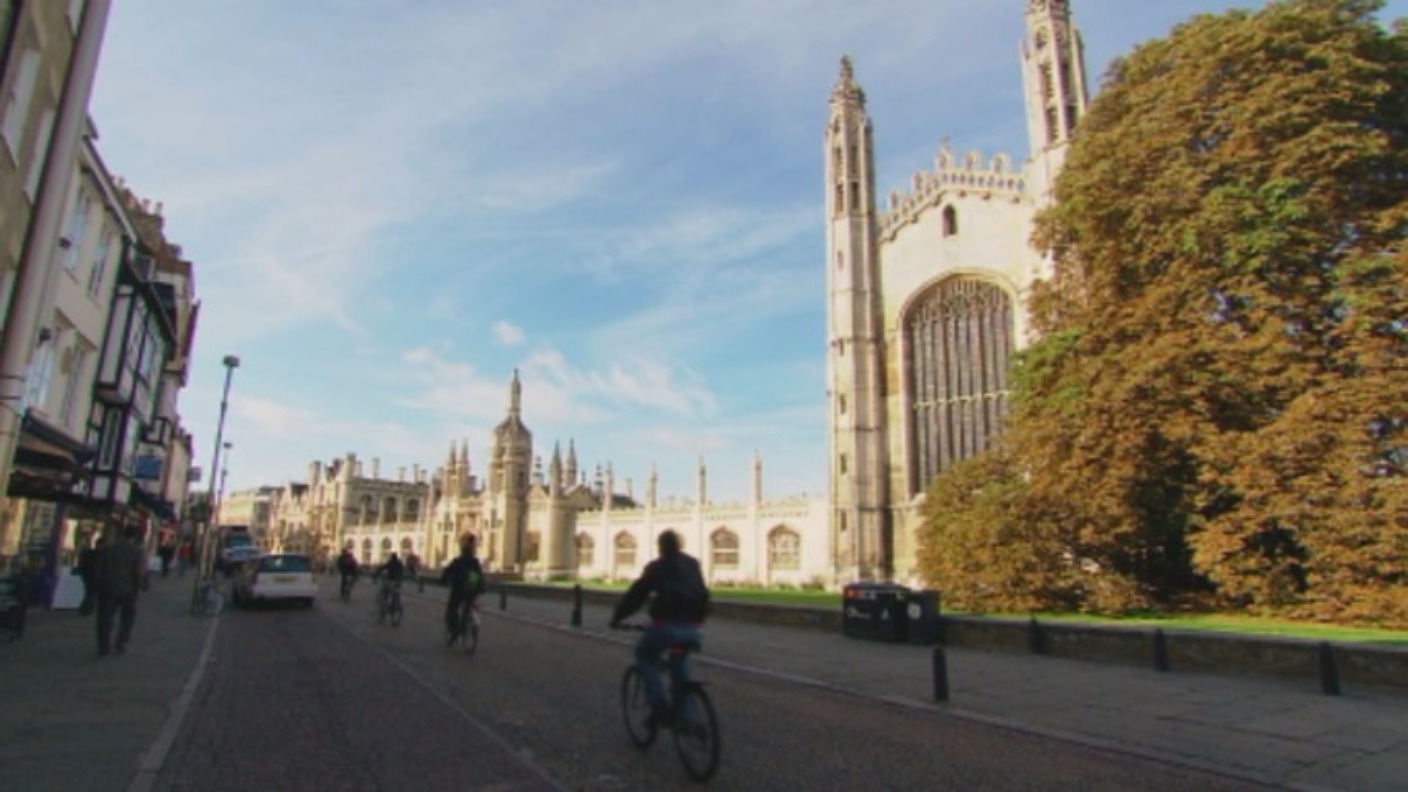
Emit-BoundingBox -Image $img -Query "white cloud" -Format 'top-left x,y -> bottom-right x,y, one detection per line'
493,321 -> 525,346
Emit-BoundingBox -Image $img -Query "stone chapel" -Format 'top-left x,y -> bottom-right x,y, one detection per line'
825,0 -> 1090,583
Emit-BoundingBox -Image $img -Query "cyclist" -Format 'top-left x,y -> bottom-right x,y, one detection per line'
440,536 -> 487,639
609,530 -> 710,728
373,552 -> 406,617
336,547 -> 360,597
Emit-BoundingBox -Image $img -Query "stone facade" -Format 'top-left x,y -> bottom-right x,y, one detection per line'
825,0 -> 1090,584
264,372 -> 830,586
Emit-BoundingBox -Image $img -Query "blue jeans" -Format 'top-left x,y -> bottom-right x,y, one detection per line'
634,622 -> 701,710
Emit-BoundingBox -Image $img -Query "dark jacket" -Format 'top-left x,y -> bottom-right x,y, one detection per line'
612,552 -> 710,624
94,538 -> 144,598
377,557 -> 405,583
440,554 -> 486,599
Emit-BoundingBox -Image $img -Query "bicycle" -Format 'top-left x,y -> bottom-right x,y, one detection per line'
614,623 -> 720,782
339,573 -> 357,602
190,575 -> 224,617
376,581 -> 403,627
445,598 -> 480,654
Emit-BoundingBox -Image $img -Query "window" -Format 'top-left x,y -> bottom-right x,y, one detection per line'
383,497 -> 398,523
59,344 -> 89,427
711,529 -> 739,569
905,278 -> 1014,494
23,333 -> 56,413
68,0 -> 87,32
22,109 -> 53,198
942,205 -> 958,237
1,50 -> 40,155
576,534 -> 594,568
87,225 -> 114,298
61,188 -> 93,273
614,533 -> 637,569
769,528 -> 801,570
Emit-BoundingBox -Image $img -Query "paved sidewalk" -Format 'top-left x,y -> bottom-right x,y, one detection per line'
462,589 -> 1408,792
0,571 -> 215,792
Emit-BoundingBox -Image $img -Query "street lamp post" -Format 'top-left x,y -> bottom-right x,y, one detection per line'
214,441 -> 232,529
193,355 -> 239,601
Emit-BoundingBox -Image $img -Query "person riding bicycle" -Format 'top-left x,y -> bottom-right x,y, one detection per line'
373,552 -> 406,613
609,530 -> 710,728
336,547 -> 360,595
440,536 -> 487,637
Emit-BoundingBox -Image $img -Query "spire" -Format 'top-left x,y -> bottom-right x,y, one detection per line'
507,368 -> 522,419
696,456 -> 707,506
565,438 -> 578,487
752,449 -> 762,505
458,439 -> 469,470
830,55 -> 865,108
1022,0 -> 1088,158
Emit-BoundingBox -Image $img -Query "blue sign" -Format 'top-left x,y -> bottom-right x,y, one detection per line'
134,455 -> 163,481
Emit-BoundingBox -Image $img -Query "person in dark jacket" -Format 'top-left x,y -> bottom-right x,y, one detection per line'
94,526 -> 144,656
609,530 -> 710,727
75,537 -> 102,616
440,536 -> 486,639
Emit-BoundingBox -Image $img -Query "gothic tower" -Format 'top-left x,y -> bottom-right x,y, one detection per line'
1022,0 -> 1089,206
824,55 -> 890,582
488,369 -> 532,570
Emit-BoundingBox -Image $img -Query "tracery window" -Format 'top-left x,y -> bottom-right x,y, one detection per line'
614,533 -> 637,569
905,278 -> 1013,494
769,527 -> 801,570
577,534 -> 594,568
711,529 -> 739,569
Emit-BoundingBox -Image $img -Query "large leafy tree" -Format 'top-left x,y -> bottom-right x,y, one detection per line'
918,0 -> 1406,624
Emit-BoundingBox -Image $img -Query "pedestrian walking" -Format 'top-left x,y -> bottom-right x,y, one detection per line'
158,540 -> 175,578
94,526 -> 144,656
75,537 -> 102,616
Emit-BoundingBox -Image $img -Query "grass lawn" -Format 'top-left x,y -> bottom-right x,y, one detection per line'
539,581 -> 1407,645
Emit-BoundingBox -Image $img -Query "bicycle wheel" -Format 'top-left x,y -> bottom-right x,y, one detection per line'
673,684 -> 720,782
620,666 -> 658,748
463,610 -> 478,655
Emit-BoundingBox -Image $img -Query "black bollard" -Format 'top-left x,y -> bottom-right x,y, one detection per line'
1152,628 -> 1169,672
1318,641 -> 1341,696
932,645 -> 950,702
571,584 -> 583,627
1027,616 -> 1046,655
499,585 -> 507,611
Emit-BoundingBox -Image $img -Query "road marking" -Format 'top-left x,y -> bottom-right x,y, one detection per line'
127,616 -> 221,792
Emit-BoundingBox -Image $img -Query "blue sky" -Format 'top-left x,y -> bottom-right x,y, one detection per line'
87,0 -> 1407,503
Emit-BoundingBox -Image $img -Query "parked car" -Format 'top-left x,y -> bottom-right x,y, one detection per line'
231,553 -> 317,609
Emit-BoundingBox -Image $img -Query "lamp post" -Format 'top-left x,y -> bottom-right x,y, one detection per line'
194,355 -> 239,597
214,441 -> 232,529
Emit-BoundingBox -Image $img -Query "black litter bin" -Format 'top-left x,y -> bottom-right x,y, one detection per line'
905,589 -> 943,645
841,582 -> 909,642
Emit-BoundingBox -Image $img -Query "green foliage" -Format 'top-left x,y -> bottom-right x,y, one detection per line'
919,0 -> 1406,627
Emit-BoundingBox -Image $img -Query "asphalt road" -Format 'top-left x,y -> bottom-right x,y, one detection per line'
153,582 -> 1274,791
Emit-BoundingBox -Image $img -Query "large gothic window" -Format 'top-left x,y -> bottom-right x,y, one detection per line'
711,529 -> 739,569
768,527 -> 801,570
905,278 -> 1014,494
614,533 -> 637,570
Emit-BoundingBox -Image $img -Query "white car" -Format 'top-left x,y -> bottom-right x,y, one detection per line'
232,553 -> 317,609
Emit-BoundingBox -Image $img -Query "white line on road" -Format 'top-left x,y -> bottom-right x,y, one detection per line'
127,616 -> 221,792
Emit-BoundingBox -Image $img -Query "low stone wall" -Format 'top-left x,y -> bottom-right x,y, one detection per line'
497,582 -> 1408,693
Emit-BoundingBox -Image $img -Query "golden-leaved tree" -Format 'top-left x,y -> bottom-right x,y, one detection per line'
918,0 -> 1405,625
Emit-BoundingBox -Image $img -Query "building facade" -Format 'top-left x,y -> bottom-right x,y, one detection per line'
265,372 -> 831,586
825,0 -> 1089,583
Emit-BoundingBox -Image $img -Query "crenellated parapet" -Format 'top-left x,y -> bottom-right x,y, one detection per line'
878,145 -> 1027,241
